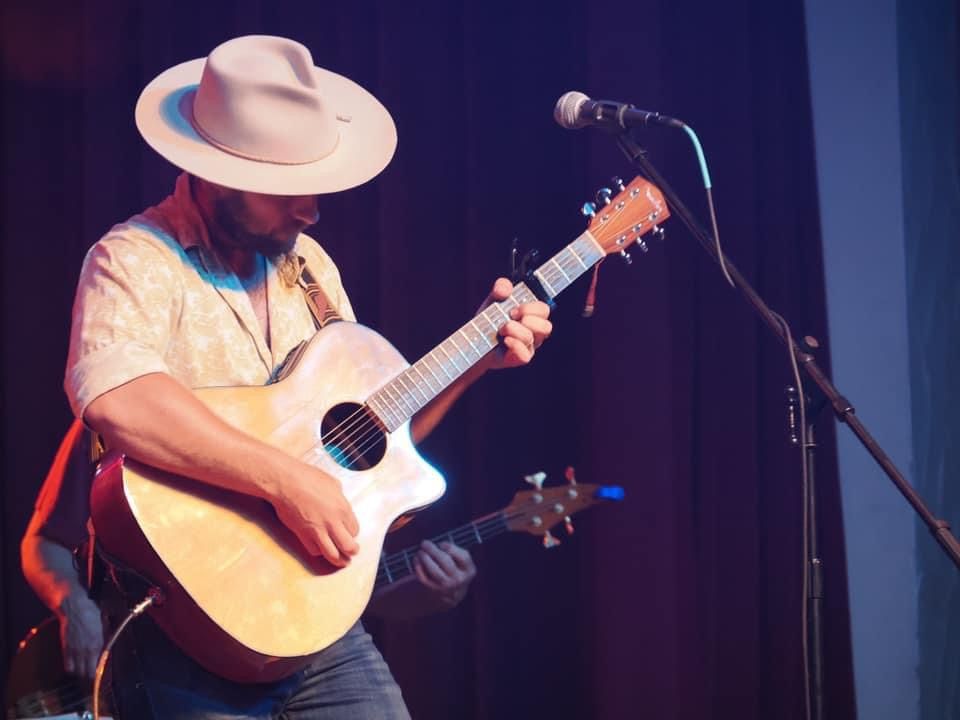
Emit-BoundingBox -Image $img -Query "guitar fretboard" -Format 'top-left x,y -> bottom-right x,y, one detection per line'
374,510 -> 509,589
366,231 -> 604,432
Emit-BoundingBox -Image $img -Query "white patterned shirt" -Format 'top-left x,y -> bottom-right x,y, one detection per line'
65,173 -> 355,418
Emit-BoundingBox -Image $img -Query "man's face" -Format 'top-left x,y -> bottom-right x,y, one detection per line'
212,188 -> 320,258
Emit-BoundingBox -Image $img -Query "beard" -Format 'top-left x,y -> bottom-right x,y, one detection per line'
212,193 -> 299,259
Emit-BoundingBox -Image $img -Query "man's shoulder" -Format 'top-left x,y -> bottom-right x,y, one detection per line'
294,234 -> 338,270
86,215 -> 190,264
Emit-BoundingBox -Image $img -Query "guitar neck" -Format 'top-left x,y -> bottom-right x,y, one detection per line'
374,510 -> 510,590
366,231 -> 604,432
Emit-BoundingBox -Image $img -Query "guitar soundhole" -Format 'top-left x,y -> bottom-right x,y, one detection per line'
321,402 -> 386,470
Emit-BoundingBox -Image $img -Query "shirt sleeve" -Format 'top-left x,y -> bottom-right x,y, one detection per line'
64,231 -> 182,419
33,419 -> 95,550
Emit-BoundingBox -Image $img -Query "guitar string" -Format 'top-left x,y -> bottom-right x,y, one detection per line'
376,506 -> 565,579
18,685 -> 91,714
376,515 -> 508,577
310,200 -> 638,470
303,295 -> 525,469
312,214 -> 624,466
312,186 -> 648,463
317,290 -> 530,462
285,197 -> 639,473
309,297 -> 517,465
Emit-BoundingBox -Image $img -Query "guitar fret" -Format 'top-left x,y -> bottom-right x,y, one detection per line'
403,550 -> 414,574
438,343 -> 463,373
580,230 -> 606,259
429,350 -> 455,381
470,318 -> 497,346
384,382 -> 417,418
490,302 -> 511,323
533,270 -> 563,298
551,257 -> 572,283
414,360 -> 441,392
472,523 -> 483,544
456,329 -> 482,359
381,551 -> 393,583
399,371 -> 428,407
478,311 -> 502,338
371,391 -> 402,430
564,247 -> 585,270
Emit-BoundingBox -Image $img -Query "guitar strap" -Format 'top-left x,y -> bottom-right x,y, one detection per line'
269,262 -> 341,384
296,263 -> 342,330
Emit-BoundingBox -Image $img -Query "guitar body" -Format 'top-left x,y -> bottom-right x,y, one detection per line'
90,322 -> 446,683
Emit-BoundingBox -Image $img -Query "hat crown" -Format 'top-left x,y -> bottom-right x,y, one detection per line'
191,36 -> 338,165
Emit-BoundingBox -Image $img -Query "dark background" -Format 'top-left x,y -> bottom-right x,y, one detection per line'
1,1 -> 855,718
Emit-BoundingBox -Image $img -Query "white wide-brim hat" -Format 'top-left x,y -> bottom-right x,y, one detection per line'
135,35 -> 397,195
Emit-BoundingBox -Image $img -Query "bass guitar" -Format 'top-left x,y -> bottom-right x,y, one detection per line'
375,476 -> 624,590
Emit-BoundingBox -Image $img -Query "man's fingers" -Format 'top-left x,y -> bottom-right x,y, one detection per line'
329,522 -> 359,557
343,507 -> 360,537
419,540 -> 458,576
490,277 -> 513,302
438,542 -> 476,574
415,549 -> 452,587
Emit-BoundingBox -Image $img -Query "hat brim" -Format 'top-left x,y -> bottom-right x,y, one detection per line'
135,57 -> 397,195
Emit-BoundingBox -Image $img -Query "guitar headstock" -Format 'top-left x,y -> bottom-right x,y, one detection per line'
583,176 -> 670,259
503,470 -> 625,548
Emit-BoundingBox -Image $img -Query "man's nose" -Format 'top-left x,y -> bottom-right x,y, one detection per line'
289,196 -> 319,226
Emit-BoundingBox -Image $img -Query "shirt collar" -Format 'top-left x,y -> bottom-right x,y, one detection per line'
143,173 -> 307,287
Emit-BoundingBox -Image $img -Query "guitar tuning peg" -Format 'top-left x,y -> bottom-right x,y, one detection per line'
581,202 -> 597,220
524,471 -> 546,490
619,249 -> 632,265
595,187 -> 613,206
564,516 -> 575,535
564,466 -> 577,485
542,530 -> 561,549
637,238 -> 649,253
652,225 -> 666,242
611,176 -> 626,191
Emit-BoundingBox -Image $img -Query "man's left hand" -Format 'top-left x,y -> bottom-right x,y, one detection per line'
413,540 -> 477,610
479,278 -> 552,370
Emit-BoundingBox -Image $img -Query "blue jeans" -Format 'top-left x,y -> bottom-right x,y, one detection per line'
108,614 -> 410,719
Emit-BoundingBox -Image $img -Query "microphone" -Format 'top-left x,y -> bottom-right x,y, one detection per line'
554,91 -> 685,131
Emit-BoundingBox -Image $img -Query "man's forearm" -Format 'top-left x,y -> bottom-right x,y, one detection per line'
83,372 -> 302,503
21,532 -> 88,614
411,361 -> 488,444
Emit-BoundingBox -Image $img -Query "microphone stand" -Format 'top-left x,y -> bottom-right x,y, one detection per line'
612,130 -> 960,720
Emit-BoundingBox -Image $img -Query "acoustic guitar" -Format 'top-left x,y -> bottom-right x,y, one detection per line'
89,176 -> 668,681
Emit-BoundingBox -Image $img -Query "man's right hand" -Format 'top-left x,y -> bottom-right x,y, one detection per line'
272,464 -> 360,567
56,593 -> 104,680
